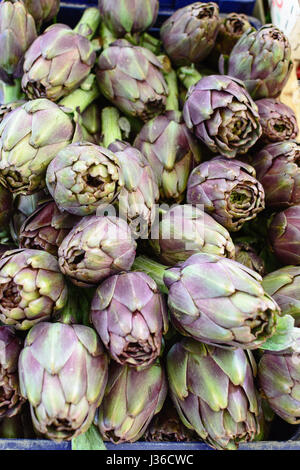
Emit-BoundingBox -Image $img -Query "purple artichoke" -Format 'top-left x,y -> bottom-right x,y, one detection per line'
96,40 -> 168,121
0,249 -> 68,330
19,322 -> 108,440
19,201 -> 80,257
183,75 -> 262,158
0,326 -> 25,418
134,111 -> 201,203
91,271 -> 168,369
256,99 -> 299,144
213,12 -> 252,58
269,205 -> 300,265
20,0 -> 60,30
160,2 -> 220,66
58,216 -> 137,287
187,158 -> 265,232
235,241 -> 265,276
219,25 -> 293,100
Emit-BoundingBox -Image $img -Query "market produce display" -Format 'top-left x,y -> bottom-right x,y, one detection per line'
0,0 -> 299,452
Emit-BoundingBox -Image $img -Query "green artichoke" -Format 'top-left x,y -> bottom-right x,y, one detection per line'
20,0 -> 60,30
19,322 -> 108,440
167,339 -> 261,450
0,249 -> 68,330
98,360 -> 167,443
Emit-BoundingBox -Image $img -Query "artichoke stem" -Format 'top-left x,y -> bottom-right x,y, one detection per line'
100,22 -> 117,49
164,69 -> 179,111
177,65 -> 203,91
59,74 -> 100,113
132,256 -> 168,294
0,79 -> 23,104
139,33 -> 162,55
101,107 -> 123,147
74,7 -> 101,40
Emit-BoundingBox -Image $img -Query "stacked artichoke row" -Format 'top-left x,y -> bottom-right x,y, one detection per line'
0,0 -> 300,450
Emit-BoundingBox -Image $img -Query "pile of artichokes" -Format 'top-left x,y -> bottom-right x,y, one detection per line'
0,0 -> 299,451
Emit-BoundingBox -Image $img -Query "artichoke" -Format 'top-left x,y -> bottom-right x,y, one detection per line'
98,360 -> 167,443
10,191 -> 47,244
148,204 -> 235,266
234,241 -> 265,276
0,249 -> 68,330
91,271 -> 168,369
183,75 -> 262,158
0,184 -> 13,230
0,0 -> 37,83
0,326 -> 25,418
262,266 -> 300,326
256,99 -> 299,144
96,40 -> 168,121
219,25 -> 293,100
167,338 -> 261,450
20,0 -> 60,30
164,253 -> 279,349
213,12 -> 252,59
58,216 -> 137,287
99,0 -> 159,38
134,111 -> 201,203
18,322 -> 108,440
269,205 -> 300,266
0,99 -> 81,195
258,351 -> 300,424
245,141 -> 300,209
19,201 -> 80,257
187,158 -> 265,232
160,2 -> 220,67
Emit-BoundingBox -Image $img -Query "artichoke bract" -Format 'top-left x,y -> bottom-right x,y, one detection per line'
0,184 -> 13,230
21,0 -> 60,30
167,339 -> 261,450
58,216 -> 137,287
183,75 -> 262,158
0,249 -> 68,330
219,25 -> 293,100
160,2 -> 220,67
19,202 -> 80,257
256,99 -> 299,144
0,0 -> 37,83
0,326 -> 25,418
46,142 -> 123,217
148,204 -> 235,266
246,141 -> 300,209
18,322 -> 108,440
98,360 -> 167,443
96,40 -> 168,121
235,241 -> 265,276
0,99 -> 81,195
262,266 -> 300,326
164,253 -> 279,349
99,0 -> 159,38
0,100 -> 25,124
91,272 -> 168,369
269,205 -> 300,266
187,158 -> 265,232
258,351 -> 300,424
134,111 -> 201,203
10,191 -> 47,244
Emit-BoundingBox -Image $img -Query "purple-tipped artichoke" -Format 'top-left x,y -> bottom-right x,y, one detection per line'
0,99 -> 81,195
91,271 -> 168,369
219,25 -> 293,100
19,202 -> 80,257
0,1 -> 37,83
0,249 -> 68,330
58,216 -> 137,287
0,326 -> 24,418
18,322 -> 108,440
235,241 -> 265,276
269,205 -> 300,266
20,0 -> 60,30
148,204 -> 235,266
96,40 -> 168,121
164,253 -> 279,349
160,2 -> 220,67
256,99 -> 299,144
134,111 -> 201,203
258,351 -> 300,424
187,158 -> 265,232
246,141 -> 300,209
22,24 -> 96,101
0,184 -> 13,230
262,266 -> 300,326
98,360 -> 167,443
167,339 -> 261,450
99,0 -> 159,38
183,75 -> 262,158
